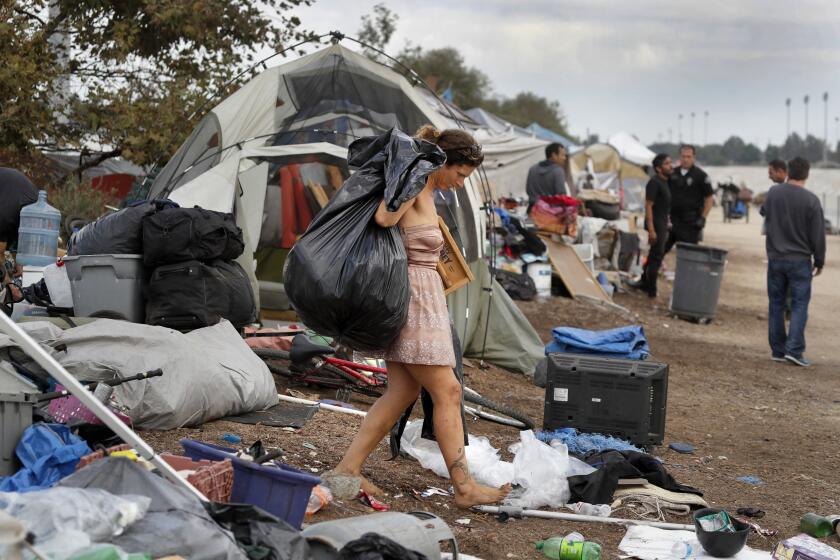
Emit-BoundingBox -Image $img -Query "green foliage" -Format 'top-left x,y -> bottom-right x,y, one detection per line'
357,3 -> 398,62
397,45 -> 491,110
1,0 -> 313,178
481,92 -> 569,137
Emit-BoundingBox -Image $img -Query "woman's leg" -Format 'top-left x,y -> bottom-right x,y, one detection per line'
407,363 -> 511,508
333,361 -> 420,493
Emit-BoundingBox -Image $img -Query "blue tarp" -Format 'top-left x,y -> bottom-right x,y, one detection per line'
526,123 -> 579,150
0,423 -> 91,492
546,326 -> 650,360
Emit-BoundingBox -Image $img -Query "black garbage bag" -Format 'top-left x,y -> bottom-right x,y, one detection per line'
338,533 -> 428,560
205,502 -> 310,560
494,269 -> 537,301
284,129 -> 446,352
67,199 -> 178,256
142,206 -> 244,266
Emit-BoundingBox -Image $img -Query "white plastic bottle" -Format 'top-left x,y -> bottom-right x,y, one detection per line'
671,541 -> 703,559
568,502 -> 612,517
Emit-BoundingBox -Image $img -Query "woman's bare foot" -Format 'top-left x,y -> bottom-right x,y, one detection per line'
453,482 -> 512,509
358,474 -> 383,496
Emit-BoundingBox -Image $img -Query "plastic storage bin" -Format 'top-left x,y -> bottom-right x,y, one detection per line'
16,190 -> 61,267
572,243 -> 595,272
543,353 -> 668,446
181,439 -> 319,529
670,242 -> 728,321
0,366 -> 40,476
62,254 -> 145,322
526,263 -> 552,297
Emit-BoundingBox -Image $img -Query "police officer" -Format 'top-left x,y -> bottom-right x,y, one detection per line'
664,145 -> 713,253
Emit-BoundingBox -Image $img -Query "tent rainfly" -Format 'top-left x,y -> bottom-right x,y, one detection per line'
148,43 -> 543,375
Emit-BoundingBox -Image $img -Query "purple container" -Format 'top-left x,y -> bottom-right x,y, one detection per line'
180,438 -> 319,528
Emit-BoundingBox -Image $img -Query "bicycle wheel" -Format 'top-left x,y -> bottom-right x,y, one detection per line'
464,389 -> 535,430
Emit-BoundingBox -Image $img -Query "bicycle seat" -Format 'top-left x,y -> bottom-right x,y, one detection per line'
290,334 -> 334,363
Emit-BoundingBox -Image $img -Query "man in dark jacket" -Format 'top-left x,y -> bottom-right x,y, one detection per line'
629,153 -> 672,298
760,157 -> 826,367
664,145 -> 713,253
526,142 -> 567,211
1,168 -> 38,310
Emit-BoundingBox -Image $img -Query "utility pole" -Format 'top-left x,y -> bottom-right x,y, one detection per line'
823,92 -> 829,163
704,110 -> 709,145
804,95 -> 810,137
785,98 -> 791,140
668,127 -> 673,143
690,112 -> 695,144
678,114 -> 683,143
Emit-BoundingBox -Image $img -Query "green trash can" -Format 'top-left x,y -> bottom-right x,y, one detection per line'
670,242 -> 728,322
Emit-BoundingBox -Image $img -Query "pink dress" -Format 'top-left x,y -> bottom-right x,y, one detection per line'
383,224 -> 456,367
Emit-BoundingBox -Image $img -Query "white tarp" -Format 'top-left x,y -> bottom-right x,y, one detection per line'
3,320 -> 277,430
606,131 -> 656,167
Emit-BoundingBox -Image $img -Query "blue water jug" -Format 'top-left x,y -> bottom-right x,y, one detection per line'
17,190 -> 61,266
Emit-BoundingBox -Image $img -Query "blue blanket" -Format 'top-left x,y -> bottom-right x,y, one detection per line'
546,325 -> 650,360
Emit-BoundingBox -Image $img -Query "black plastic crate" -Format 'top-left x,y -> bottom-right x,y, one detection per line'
543,353 -> 668,446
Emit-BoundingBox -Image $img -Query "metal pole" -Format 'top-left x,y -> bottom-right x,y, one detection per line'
0,312 -> 207,501
690,112 -> 695,144
804,95 -> 809,137
474,505 -> 695,531
823,92 -> 829,163
704,110 -> 709,145
678,114 -> 683,143
785,98 -> 791,140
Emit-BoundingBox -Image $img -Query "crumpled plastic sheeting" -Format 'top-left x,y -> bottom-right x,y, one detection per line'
400,421 -> 513,488
537,428 -> 643,455
619,525 -> 769,560
59,457 -> 245,559
400,423 -> 595,509
504,431 -> 595,509
0,487 -> 149,558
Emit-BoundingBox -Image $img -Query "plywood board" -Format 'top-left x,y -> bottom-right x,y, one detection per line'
307,181 -> 330,209
540,234 -> 611,302
437,216 -> 474,296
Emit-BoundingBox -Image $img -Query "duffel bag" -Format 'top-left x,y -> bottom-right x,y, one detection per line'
146,260 -> 256,330
68,200 -> 177,256
142,207 -> 244,266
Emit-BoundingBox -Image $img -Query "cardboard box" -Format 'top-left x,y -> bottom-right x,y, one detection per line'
436,216 -> 474,296
773,534 -> 840,560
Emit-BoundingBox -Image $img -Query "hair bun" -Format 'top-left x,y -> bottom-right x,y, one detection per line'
415,124 -> 441,142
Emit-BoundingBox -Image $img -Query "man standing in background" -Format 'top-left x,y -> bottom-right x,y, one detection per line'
526,142 -> 568,212
665,144 -> 713,252
629,153 -> 672,298
768,159 -> 787,184
1,168 -> 38,313
761,157 -> 825,367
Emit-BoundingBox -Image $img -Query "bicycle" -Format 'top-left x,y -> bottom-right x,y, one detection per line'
252,333 -> 535,430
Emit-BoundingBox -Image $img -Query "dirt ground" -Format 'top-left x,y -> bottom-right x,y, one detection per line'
144,212 -> 840,559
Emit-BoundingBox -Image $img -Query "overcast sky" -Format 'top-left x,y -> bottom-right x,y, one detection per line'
277,0 -> 840,147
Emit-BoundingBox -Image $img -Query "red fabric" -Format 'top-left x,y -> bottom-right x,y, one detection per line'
289,163 -> 313,232
280,166 -> 297,249
538,194 -> 580,207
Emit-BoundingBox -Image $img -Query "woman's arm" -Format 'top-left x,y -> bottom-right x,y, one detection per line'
374,197 -> 417,228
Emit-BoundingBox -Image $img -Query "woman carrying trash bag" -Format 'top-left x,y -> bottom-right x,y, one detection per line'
329,126 -> 511,508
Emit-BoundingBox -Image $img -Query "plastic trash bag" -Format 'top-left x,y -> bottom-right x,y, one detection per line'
0,487 -> 149,553
67,200 -> 177,256
504,430 -> 571,509
0,423 -> 92,492
284,129 -> 446,352
399,421 -> 514,488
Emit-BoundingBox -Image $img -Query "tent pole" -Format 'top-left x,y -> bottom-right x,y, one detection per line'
0,313 -> 207,501
474,505 -> 694,531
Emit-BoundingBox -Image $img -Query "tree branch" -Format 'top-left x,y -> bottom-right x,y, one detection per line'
13,7 -> 46,26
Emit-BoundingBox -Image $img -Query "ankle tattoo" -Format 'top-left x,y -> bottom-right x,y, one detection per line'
448,447 -> 472,488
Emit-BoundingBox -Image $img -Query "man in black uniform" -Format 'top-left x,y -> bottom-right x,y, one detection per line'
664,145 -> 713,253
629,153 -> 672,297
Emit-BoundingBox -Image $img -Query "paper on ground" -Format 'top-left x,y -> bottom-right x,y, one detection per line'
619,525 -> 770,560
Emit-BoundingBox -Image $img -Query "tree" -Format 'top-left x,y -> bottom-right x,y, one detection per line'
1,0 -> 313,182
357,3 -> 398,62
397,45 -> 491,110
484,92 -> 569,137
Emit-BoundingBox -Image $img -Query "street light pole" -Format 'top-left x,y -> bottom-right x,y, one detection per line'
785,98 -> 791,140
804,95 -> 810,137
704,110 -> 709,145
678,114 -> 683,143
823,92 -> 829,163
690,112 -> 695,144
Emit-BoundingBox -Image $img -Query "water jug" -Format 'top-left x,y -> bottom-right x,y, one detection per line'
16,190 -> 61,266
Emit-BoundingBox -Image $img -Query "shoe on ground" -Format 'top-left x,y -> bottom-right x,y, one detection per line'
771,355 -> 786,363
784,354 -> 811,367
627,279 -> 648,291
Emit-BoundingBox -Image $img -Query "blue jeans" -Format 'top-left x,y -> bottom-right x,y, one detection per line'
767,259 -> 812,358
